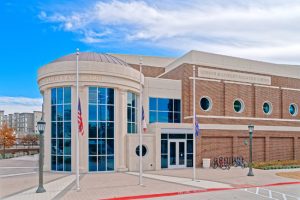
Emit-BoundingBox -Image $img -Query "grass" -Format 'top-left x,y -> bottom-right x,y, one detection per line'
253,160 -> 300,170
276,171 -> 300,180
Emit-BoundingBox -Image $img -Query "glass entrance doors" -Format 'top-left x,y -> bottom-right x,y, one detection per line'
168,139 -> 186,168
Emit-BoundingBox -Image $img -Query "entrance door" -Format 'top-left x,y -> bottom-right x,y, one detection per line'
168,139 -> 186,168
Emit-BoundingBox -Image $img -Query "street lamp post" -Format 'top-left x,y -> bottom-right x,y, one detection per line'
36,119 -> 46,193
247,124 -> 254,176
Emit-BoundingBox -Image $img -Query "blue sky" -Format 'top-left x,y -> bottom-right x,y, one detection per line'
1,0 -> 300,113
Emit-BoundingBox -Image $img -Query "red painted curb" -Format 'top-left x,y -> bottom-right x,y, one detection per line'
101,181 -> 300,200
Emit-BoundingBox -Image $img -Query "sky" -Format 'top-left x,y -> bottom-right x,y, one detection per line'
1,0 -> 300,114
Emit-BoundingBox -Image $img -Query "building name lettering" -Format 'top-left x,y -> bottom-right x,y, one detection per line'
198,67 -> 271,85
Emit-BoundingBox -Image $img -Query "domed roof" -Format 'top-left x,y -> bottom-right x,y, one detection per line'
51,52 -> 129,67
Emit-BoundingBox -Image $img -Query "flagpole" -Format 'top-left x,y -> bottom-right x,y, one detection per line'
139,57 -> 143,185
193,65 -> 196,181
76,48 -> 80,191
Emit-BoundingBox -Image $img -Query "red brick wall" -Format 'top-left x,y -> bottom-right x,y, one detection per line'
270,137 -> 294,161
282,90 -> 300,119
224,83 -> 254,117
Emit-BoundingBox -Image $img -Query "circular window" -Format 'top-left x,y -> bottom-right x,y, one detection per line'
262,102 -> 272,115
289,103 -> 298,116
233,99 -> 244,113
135,145 -> 147,157
200,97 -> 212,111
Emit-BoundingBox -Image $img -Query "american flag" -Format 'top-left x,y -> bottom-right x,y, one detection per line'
142,106 -> 147,132
78,98 -> 84,136
195,115 -> 200,136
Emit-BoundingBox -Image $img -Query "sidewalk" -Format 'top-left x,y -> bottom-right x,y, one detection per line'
3,175 -> 75,200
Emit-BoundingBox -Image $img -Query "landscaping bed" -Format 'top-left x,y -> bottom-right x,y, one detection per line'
253,160 -> 300,170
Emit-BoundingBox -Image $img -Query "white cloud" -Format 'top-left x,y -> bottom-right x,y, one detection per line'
0,97 -> 42,114
39,0 -> 300,64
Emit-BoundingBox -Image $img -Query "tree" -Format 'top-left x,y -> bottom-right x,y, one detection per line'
0,123 -> 16,158
20,134 -> 39,148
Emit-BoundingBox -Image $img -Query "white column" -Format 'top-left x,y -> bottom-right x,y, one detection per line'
117,89 -> 128,171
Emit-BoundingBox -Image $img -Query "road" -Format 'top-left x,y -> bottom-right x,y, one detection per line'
150,184 -> 300,200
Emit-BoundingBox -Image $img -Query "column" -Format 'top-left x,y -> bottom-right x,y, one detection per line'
265,136 -> 270,161
117,89 -> 128,171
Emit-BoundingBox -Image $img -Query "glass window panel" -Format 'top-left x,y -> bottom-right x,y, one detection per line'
89,156 -> 97,171
64,139 -> 71,155
98,105 -> 106,121
187,154 -> 193,167
187,140 -> 193,153
107,156 -> 114,171
132,108 -> 136,122
132,94 -> 136,107
51,139 -> 56,154
57,88 -> 63,104
149,97 -> 157,111
64,87 -> 71,104
107,88 -> 114,105
64,105 -> 71,121
57,156 -> 63,171
89,105 -> 97,121
51,155 -> 57,171
107,139 -> 114,155
57,105 -> 63,121
107,122 -> 114,138
132,124 -> 137,133
127,122 -> 132,133
158,98 -> 173,111
98,139 -> 106,155
89,139 -> 97,155
51,122 -> 56,138
57,122 -> 63,138
57,139 -> 63,155
161,155 -> 168,168
51,105 -> 56,121
169,134 -> 186,139
149,111 -> 157,123
200,98 -> 211,111
98,122 -> 106,138
157,112 -> 169,123
263,102 -> 270,114
290,104 -> 295,115
161,134 -> 168,139
174,112 -> 181,123
161,140 -> 168,154
187,134 -> 193,139
107,105 -> 114,121
174,99 -> 181,112
89,122 -> 97,138
168,112 -> 174,123
127,92 -> 132,107
98,88 -> 107,104
89,87 -> 97,104
51,88 -> 57,105
64,156 -> 71,171
64,122 -> 71,138
98,156 -> 106,171
127,107 -> 132,122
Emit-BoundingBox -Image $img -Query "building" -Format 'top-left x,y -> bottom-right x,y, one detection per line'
37,51 -> 300,173
0,111 -> 42,135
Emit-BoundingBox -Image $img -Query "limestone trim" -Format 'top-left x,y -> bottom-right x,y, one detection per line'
197,124 -> 300,132
189,77 -> 221,83
254,84 -> 280,89
223,80 -> 252,86
184,115 -> 300,122
281,87 -> 300,92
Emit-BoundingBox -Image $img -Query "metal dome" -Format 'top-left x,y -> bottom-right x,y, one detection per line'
51,52 -> 129,67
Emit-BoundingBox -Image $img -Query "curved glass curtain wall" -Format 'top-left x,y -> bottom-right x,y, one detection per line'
51,87 -> 72,171
127,92 -> 137,134
88,87 -> 115,172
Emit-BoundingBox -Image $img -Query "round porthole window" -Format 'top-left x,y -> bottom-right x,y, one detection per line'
233,99 -> 244,113
136,145 -> 147,157
200,97 -> 212,111
289,103 -> 298,116
262,102 -> 272,115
